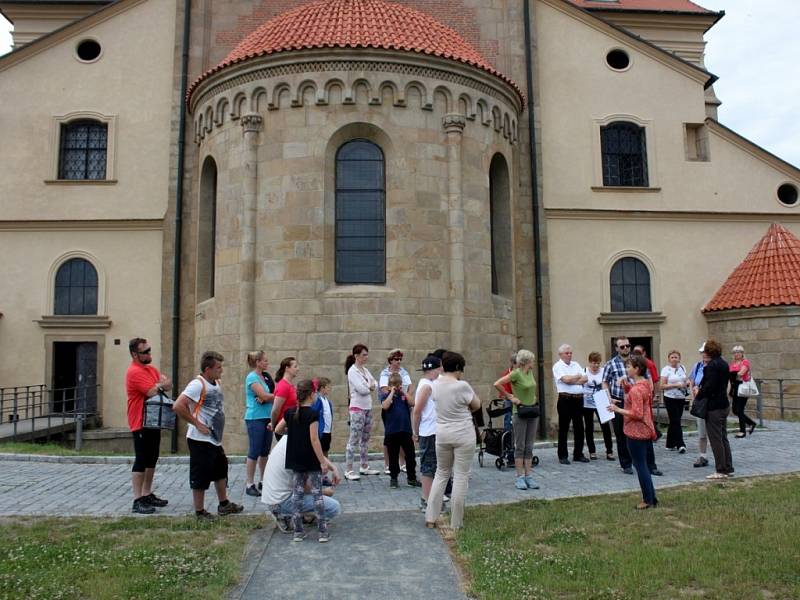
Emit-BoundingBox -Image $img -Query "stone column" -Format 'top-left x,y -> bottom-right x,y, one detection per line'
240,113 -> 263,357
443,113 -> 466,351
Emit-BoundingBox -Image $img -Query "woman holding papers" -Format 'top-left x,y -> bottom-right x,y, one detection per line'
607,355 -> 659,509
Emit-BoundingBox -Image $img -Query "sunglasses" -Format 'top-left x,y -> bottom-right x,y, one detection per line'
617,344 -> 631,349
137,348 -> 152,355
390,356 -> 403,362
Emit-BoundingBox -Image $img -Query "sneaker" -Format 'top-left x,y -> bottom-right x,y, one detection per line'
693,457 -> 709,468
515,476 -> 528,490
650,469 -> 664,477
271,513 -> 293,534
132,498 -> 155,515
400,464 -> 407,473
574,455 -> 590,463
407,479 -> 422,488
292,531 -> 307,542
218,501 -> 244,516
195,509 -> 216,522
524,475 -> 540,490
359,466 -> 381,476
389,478 -> 399,489
257,482 -> 263,492
559,458 -> 571,465
344,470 -> 361,481
319,531 -> 330,543
144,493 -> 169,507
678,446 -> 686,454
384,465 -> 391,474
443,494 -> 450,503
622,467 -> 634,475
419,498 -> 428,512
245,484 -> 260,497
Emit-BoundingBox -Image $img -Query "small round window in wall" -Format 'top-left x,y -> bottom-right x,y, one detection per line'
76,39 -> 102,62
606,49 -> 631,71
777,183 -> 799,206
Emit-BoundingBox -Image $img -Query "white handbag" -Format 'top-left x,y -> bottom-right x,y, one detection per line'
738,379 -> 759,398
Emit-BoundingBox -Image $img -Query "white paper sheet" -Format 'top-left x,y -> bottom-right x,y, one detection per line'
592,389 -> 615,424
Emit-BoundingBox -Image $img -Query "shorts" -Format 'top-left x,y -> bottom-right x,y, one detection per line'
131,428 -> 161,473
188,438 -> 228,490
320,432 -> 332,454
245,418 -> 272,460
418,434 -> 437,477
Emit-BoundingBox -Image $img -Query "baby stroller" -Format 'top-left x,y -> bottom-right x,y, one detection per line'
478,398 -> 515,470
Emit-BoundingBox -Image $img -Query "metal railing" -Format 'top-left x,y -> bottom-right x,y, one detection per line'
0,384 -> 99,448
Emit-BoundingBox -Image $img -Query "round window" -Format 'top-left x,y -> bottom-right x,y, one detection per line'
76,39 -> 102,62
777,183 -> 799,206
606,49 -> 630,71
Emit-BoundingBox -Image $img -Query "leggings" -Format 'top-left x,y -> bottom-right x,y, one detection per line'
291,471 -> 326,533
346,409 -> 373,467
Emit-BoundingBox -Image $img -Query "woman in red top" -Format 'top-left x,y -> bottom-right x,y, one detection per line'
271,357 -> 299,440
608,355 -> 658,509
729,345 -> 756,438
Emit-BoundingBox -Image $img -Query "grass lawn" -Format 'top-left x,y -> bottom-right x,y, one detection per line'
0,442 -> 131,456
0,515 -> 263,600
455,474 -> 800,600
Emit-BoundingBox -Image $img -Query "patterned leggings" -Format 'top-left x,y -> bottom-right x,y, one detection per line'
345,409 -> 373,468
291,471 -> 327,533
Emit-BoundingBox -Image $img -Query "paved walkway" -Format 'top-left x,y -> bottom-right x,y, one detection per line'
1,421 -> 798,599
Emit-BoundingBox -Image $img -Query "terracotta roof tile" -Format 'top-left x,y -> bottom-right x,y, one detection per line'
703,224 -> 800,312
568,0 -> 716,14
188,0 -> 522,106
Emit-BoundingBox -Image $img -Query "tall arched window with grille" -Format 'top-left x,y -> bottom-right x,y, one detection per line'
54,258 -> 98,315
335,140 -> 385,284
610,257 -> 651,312
197,156 -> 217,301
490,153 -> 512,296
59,120 -> 108,180
601,121 -> 648,187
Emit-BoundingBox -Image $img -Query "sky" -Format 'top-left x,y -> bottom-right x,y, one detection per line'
0,1 -> 798,166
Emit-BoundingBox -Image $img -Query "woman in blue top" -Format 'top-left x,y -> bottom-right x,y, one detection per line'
244,350 -> 275,496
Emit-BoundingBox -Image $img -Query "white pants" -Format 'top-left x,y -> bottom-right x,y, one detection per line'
425,422 -> 474,529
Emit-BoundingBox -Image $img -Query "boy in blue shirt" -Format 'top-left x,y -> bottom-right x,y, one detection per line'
380,373 -> 421,488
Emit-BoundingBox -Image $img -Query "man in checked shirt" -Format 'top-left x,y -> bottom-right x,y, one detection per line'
602,337 -> 634,474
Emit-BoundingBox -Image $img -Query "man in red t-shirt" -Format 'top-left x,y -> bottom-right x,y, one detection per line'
126,337 -> 172,514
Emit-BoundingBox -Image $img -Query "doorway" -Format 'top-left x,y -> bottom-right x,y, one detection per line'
52,342 -> 97,414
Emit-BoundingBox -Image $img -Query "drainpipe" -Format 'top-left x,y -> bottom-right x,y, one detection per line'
170,0 -> 192,453
523,0 -> 547,438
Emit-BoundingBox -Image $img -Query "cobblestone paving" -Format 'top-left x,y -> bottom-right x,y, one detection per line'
0,421 -> 797,517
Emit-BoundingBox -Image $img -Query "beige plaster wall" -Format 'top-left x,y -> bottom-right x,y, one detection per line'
0,0 -> 177,221
0,227 -> 165,427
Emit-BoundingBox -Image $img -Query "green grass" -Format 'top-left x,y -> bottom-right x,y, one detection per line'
0,442 -> 130,456
455,474 -> 800,600
0,515 -> 263,600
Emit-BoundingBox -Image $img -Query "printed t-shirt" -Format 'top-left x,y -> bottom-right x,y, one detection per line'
284,406 -> 320,473
126,362 -> 161,431
274,379 -> 297,425
380,389 -> 412,436
509,368 -> 537,414
245,371 -> 272,420
181,376 -> 225,446
582,368 -> 604,409
416,378 -> 437,437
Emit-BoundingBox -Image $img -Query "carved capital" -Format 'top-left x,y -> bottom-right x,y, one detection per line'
442,113 -> 466,134
241,112 -> 263,134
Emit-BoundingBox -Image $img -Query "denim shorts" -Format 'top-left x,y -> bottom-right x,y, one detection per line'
245,418 -> 272,460
418,434 -> 437,477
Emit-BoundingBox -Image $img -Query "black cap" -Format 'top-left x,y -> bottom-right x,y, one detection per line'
417,355 -> 442,372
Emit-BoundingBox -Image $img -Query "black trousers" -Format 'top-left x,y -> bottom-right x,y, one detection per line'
731,394 -> 756,433
557,394 -> 585,459
582,407 -> 613,455
706,408 -> 733,474
612,399 -> 631,468
664,396 -> 687,449
385,431 -> 417,481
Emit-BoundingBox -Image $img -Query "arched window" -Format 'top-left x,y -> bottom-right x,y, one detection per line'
59,120 -> 108,180
54,258 -> 98,315
197,156 -> 217,301
610,257 -> 651,312
335,140 -> 385,284
490,154 -> 512,296
601,122 -> 648,187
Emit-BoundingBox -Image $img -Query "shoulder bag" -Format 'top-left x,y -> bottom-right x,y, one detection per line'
689,395 -> 708,420
517,404 -> 540,419
738,379 -> 759,398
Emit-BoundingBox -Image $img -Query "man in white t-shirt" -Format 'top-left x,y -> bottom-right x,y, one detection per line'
173,351 -> 244,520
261,436 -> 342,533
552,344 -> 588,465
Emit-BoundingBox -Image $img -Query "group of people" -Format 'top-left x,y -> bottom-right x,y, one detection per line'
123,333 -> 758,534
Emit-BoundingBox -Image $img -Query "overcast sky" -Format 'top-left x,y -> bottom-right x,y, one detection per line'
0,1 -> 798,166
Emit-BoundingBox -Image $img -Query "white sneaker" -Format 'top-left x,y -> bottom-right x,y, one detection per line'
359,466 -> 380,475
400,464 -> 407,473
344,470 -> 361,481
443,494 -> 450,502
383,465 -> 390,474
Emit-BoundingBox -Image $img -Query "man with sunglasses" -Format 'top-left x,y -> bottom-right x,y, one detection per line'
602,337 -> 633,474
126,337 -> 172,514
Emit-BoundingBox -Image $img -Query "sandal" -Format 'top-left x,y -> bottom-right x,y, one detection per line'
606,453 -> 615,461
635,502 -> 652,510
589,453 -> 597,460
706,472 -> 728,480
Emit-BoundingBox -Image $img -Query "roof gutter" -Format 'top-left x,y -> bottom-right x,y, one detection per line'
523,0 -> 547,437
170,0 -> 191,453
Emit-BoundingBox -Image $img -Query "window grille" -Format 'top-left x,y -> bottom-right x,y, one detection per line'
601,122 -> 648,187
610,257 -> 651,312
54,258 -> 99,315
59,120 -> 107,180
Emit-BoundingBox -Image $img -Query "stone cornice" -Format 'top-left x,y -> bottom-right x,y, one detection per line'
545,209 -> 800,223
703,306 -> 800,322
35,315 -> 112,329
598,312 -> 666,325
0,219 -> 163,231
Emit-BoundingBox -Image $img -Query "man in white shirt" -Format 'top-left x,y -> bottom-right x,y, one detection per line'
552,344 -> 588,464
261,436 -> 342,533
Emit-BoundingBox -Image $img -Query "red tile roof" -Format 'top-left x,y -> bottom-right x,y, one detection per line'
704,224 -> 800,312
569,0 -> 716,14
188,0 -> 522,106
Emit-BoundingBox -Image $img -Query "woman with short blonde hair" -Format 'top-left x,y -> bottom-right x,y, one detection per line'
729,345 -> 756,438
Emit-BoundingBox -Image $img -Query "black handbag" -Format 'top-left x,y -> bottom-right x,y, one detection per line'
517,404 -> 540,419
689,396 -> 708,420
